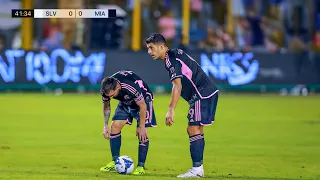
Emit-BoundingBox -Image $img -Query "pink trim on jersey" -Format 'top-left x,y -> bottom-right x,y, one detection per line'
165,53 -> 171,68
175,58 -> 219,99
148,101 -> 153,124
121,83 -> 136,93
196,101 -> 198,122
198,101 -> 200,122
135,94 -> 144,103
180,62 -> 193,80
198,101 -> 201,121
146,92 -> 153,100
121,85 -> 136,94
120,83 -> 137,94
195,100 -> 201,122
166,60 -> 171,68
135,80 -> 148,92
127,118 -> 132,125
200,121 -> 214,126
195,101 -> 198,122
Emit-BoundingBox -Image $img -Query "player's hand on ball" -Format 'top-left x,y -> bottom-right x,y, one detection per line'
165,109 -> 174,126
137,127 -> 148,143
103,126 -> 111,140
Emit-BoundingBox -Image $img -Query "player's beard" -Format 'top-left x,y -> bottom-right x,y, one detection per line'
155,55 -> 162,61
113,90 -> 122,98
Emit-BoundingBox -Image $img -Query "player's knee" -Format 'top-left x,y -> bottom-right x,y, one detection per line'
111,121 -> 125,133
187,126 -> 201,136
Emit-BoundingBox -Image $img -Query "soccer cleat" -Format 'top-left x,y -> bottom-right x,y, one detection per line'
177,166 -> 204,178
132,166 -> 145,175
100,161 -> 116,172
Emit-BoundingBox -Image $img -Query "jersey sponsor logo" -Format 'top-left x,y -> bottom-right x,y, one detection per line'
201,52 -> 259,86
123,100 -> 134,106
124,95 -> 131,100
188,94 -> 198,104
170,67 -> 175,74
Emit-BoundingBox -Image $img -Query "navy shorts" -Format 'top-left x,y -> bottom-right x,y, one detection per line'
112,101 -> 157,128
187,93 -> 219,126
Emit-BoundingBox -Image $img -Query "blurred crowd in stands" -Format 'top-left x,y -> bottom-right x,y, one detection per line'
1,0 -> 320,53
126,0 -> 320,54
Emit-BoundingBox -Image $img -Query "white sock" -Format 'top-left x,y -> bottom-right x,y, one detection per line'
192,165 -> 203,172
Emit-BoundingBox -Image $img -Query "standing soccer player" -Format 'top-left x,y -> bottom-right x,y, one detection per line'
145,33 -> 219,178
99,70 -> 157,175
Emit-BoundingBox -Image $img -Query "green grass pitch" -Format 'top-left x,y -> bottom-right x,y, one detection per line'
0,93 -> 319,180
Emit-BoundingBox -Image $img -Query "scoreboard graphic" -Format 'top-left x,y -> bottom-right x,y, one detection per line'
11,9 -> 116,18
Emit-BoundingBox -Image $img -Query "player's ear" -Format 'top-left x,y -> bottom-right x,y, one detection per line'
160,44 -> 165,51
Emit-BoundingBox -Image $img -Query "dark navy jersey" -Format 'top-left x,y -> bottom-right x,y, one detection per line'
165,49 -> 219,103
101,70 -> 154,108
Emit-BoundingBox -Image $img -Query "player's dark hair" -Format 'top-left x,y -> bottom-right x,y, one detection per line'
101,77 -> 118,95
145,33 -> 166,44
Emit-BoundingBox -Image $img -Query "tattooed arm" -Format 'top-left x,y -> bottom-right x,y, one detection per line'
102,97 -> 111,140
103,100 -> 111,127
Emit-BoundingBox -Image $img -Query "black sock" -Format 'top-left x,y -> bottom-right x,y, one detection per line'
200,134 -> 205,164
189,134 -> 204,167
138,139 -> 149,167
110,132 -> 121,161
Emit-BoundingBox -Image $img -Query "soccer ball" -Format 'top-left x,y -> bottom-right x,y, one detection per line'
115,155 -> 134,174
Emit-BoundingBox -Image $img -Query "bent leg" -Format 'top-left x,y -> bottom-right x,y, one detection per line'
137,128 -> 149,168
110,120 -> 127,161
100,120 -> 127,172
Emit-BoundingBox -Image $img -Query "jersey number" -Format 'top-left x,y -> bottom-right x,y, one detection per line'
139,111 -> 150,124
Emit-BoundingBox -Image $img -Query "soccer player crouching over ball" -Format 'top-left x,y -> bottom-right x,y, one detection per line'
99,70 -> 157,175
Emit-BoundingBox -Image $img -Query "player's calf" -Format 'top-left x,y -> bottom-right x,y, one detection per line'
182,125 -> 205,177
138,138 -> 149,168
100,120 -> 127,172
187,125 -> 204,166
109,120 -> 126,161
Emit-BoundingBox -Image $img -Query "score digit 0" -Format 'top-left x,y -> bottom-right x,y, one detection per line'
69,11 -> 73,16
78,11 -> 82,17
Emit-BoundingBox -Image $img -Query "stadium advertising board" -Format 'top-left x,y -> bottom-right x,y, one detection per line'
199,52 -> 320,85
0,49 -> 319,89
0,49 -> 106,85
